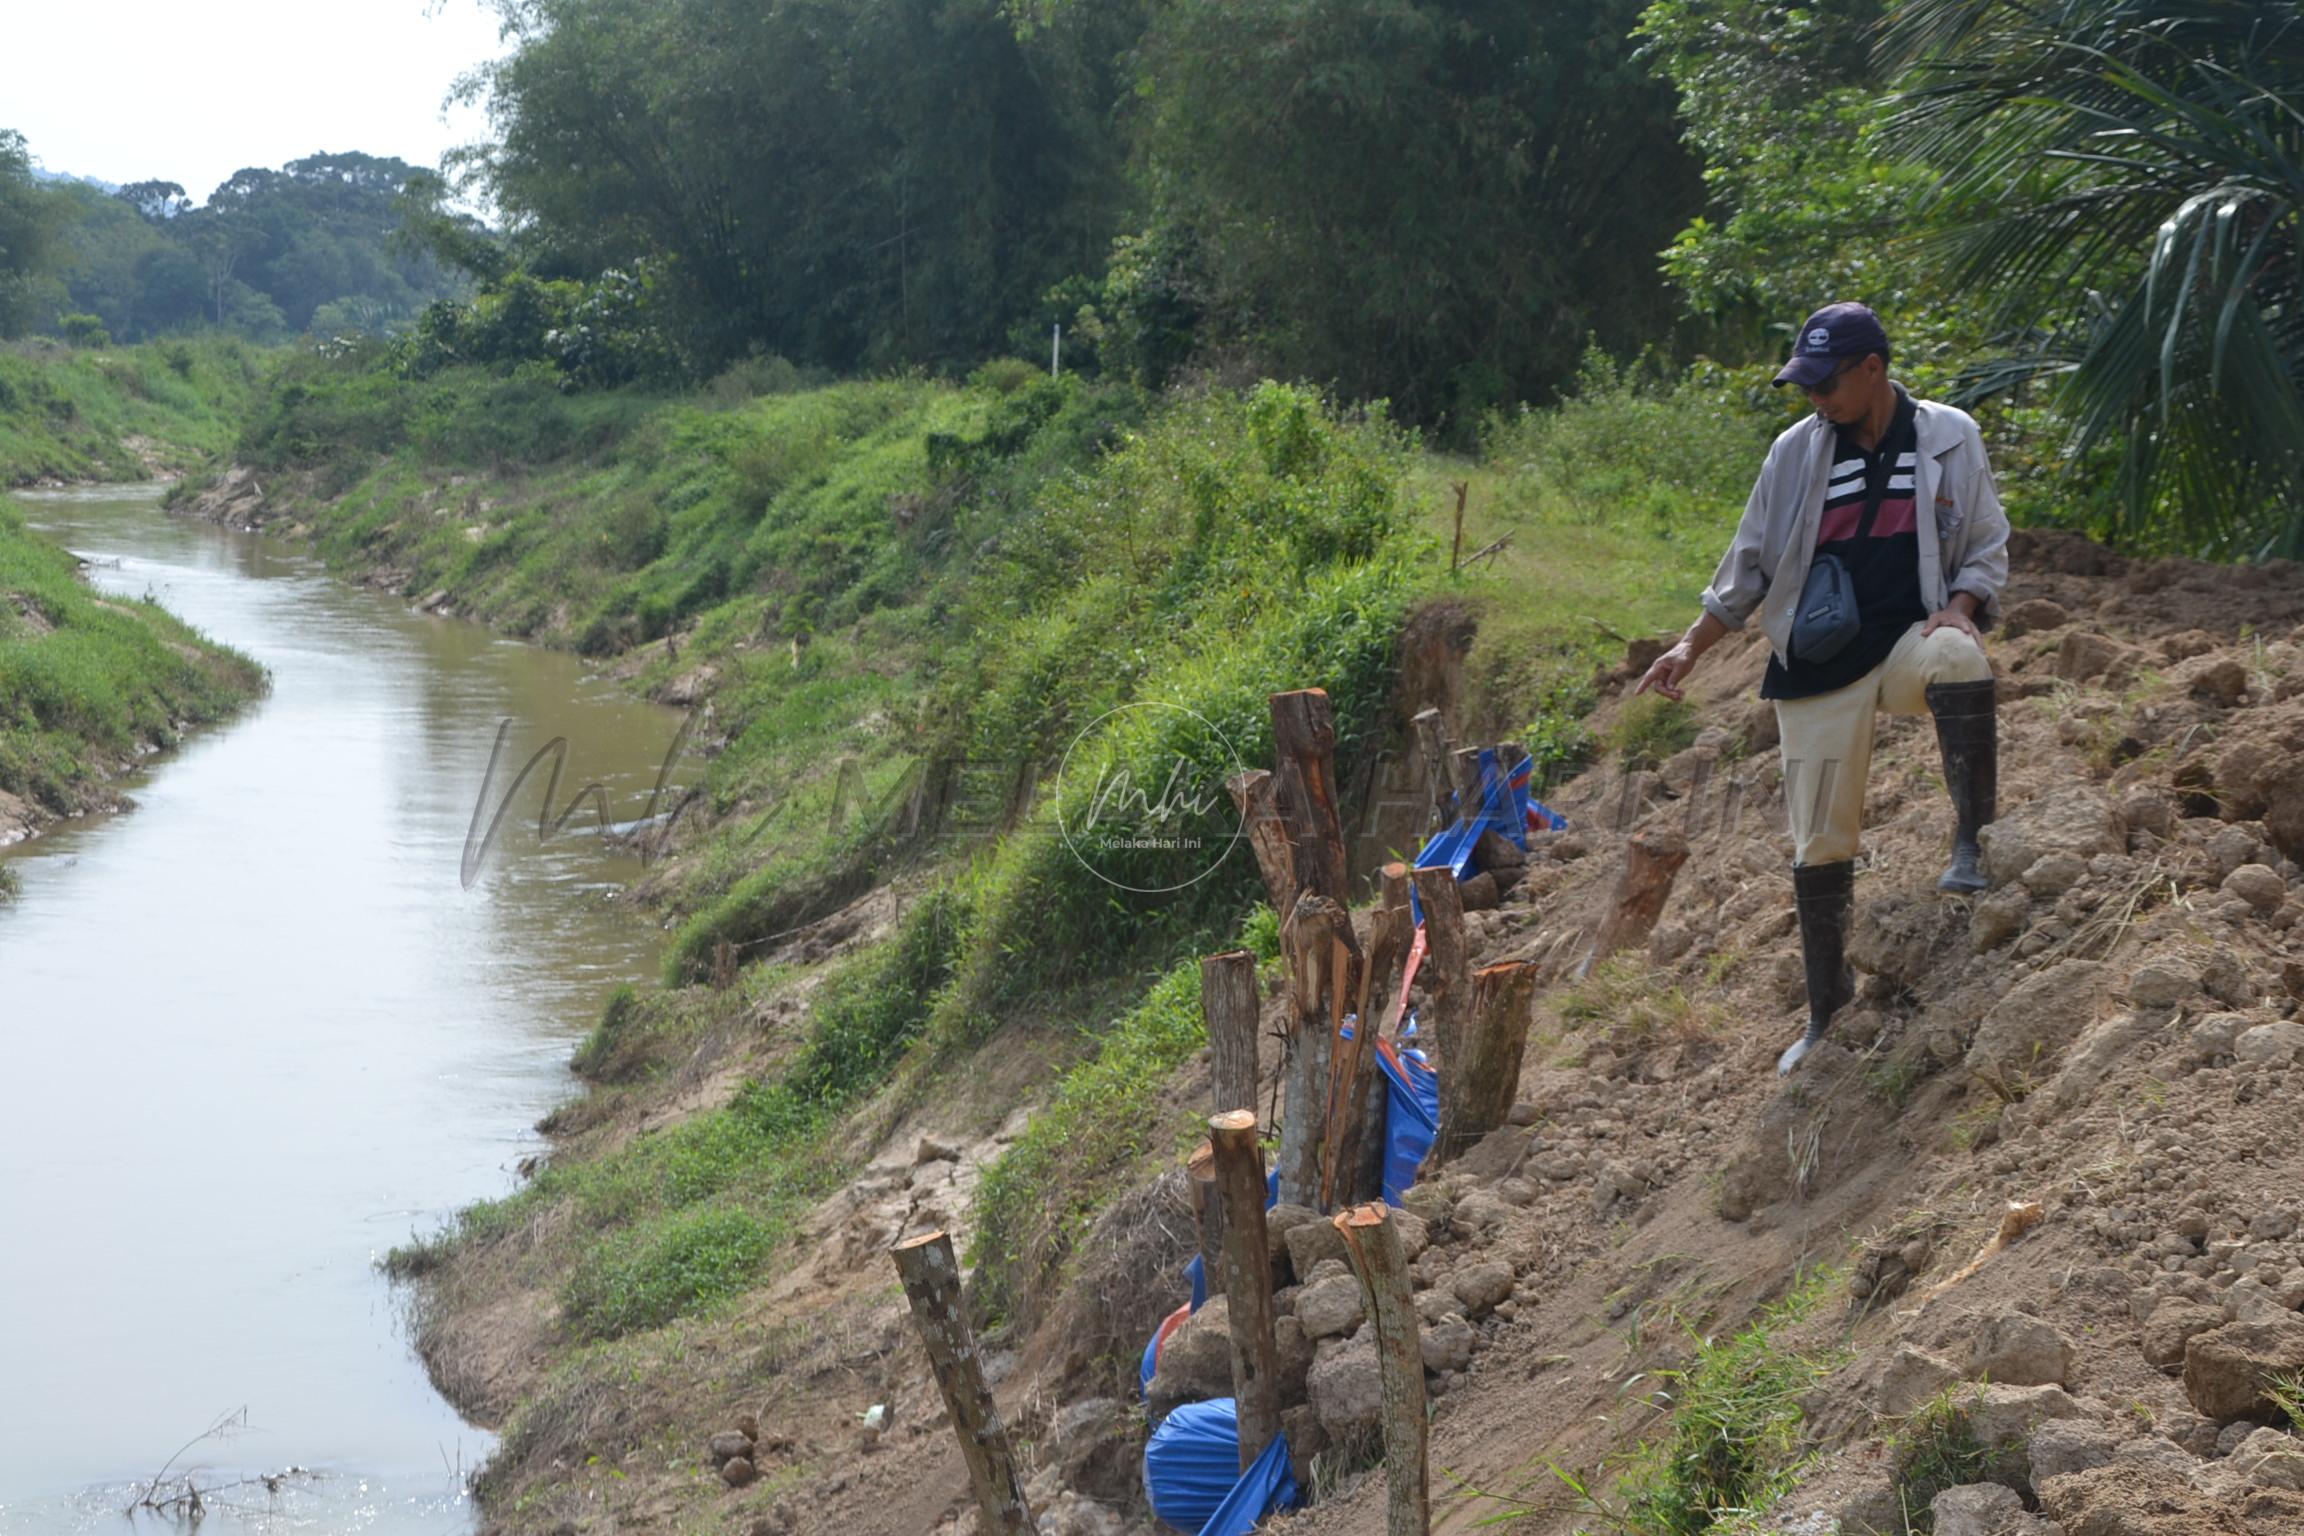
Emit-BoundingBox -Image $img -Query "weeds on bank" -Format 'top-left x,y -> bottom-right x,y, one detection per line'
1886,1386 -> 2002,1533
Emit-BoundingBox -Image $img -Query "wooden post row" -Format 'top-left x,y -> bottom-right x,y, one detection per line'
1335,1203 -> 1428,1535
1210,1111 -> 1282,1472
889,1231 -> 1035,1535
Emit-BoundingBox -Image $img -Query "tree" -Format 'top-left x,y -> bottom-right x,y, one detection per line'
0,129 -> 69,336
1128,0 -> 1704,424
1891,0 -> 2304,558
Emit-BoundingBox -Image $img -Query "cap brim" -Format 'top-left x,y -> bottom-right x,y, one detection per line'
1772,354 -> 1838,389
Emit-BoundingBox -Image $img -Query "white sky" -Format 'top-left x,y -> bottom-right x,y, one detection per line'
6,0 -> 510,203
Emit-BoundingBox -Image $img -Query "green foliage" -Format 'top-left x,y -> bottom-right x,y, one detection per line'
1885,1386 -> 2002,1533
1611,1269 -> 1842,1534
0,494 -> 266,815
463,0 -> 1142,374
1131,0 -> 1703,424
560,1202 -> 779,1340
0,337 -> 262,486
56,312 -> 109,348
970,892 -> 1285,1326
1890,0 -> 2304,559
1607,693 -> 1700,770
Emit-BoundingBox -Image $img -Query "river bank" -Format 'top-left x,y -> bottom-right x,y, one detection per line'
165,349 -> 1773,1530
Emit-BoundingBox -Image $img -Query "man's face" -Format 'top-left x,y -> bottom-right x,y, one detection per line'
1803,353 -> 1883,423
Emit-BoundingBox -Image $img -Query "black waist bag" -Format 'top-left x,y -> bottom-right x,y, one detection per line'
1792,551 -> 1861,663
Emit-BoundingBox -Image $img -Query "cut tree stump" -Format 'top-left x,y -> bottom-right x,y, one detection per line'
1335,1203 -> 1428,1535
1409,864 -> 1472,1071
1279,893 -> 1359,1208
890,1231 -> 1035,1535
1210,1111 -> 1282,1471
1187,1141 -> 1224,1286
1269,690 -> 1348,905
1202,949 -> 1261,1117
1576,829 -> 1689,979
1412,708 -> 1456,833
1433,960 -> 1538,1163
1228,768 -> 1297,917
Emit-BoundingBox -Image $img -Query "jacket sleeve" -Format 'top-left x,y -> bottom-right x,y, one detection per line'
1699,444 -> 1776,630
1949,425 -> 2011,628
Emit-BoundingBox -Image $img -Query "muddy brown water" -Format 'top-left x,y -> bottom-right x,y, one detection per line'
0,486 -> 691,1533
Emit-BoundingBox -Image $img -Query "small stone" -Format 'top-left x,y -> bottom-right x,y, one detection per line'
2223,1275 -> 2293,1325
2235,1022 -> 2304,1068
914,1136 -> 960,1165
1874,1344 -> 1962,1418
721,1456 -> 757,1488
2022,852 -> 2089,897
2220,1419 -> 2264,1457
1971,886 -> 2032,951
2251,1209 -> 2299,1241
1450,1261 -> 1515,1317
1969,1384 -> 2086,1452
2192,1013 -> 2246,1063
2231,1427 -> 2304,1490
1307,1334 -> 1383,1440
1970,1313 -> 2075,1388
2127,957 -> 2199,1010
2225,864 -> 2289,913
1931,1482 -> 2024,1536
2184,1316 -> 2304,1421
1390,1209 -> 1431,1262
2029,1417 -> 2118,1483
708,1430 -> 755,1464
1281,1209 -> 1351,1279
1414,1291 -> 1458,1327
1421,1316 -> 1475,1375
1296,1274 -> 1365,1340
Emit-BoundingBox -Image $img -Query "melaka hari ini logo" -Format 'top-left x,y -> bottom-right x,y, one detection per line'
1054,701 -> 1247,893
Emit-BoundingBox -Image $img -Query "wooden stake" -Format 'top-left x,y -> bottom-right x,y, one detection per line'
1210,1110 -> 1282,1471
890,1232 -> 1035,1535
1202,950 -> 1261,1117
1187,1141 -> 1224,1289
1452,746 -> 1486,817
1576,829 -> 1690,980
1335,1203 -> 1428,1535
1268,690 -> 1348,905
1434,961 -> 1538,1163
1363,863 -> 1415,1030
1227,769 -> 1297,917
1278,893 -> 1356,1207
1409,865 -> 1472,1075
1412,708 -> 1456,832
1448,479 -> 1467,575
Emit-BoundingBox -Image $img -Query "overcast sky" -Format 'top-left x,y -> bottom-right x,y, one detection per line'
8,0 -> 509,202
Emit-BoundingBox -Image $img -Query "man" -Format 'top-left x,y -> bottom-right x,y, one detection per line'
1636,302 -> 2009,1074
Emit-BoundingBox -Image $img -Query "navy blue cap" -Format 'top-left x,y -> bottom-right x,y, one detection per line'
1772,301 -> 1890,388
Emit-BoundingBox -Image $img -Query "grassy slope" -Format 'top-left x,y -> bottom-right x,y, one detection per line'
0,342 -> 271,851
0,337 -> 268,486
226,348 -> 1763,1525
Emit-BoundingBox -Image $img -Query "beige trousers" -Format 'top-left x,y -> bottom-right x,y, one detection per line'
1775,621 -> 1992,866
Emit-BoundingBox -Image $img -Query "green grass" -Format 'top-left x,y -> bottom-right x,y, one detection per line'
0,337 -> 268,486
969,905 -> 1283,1325
1610,1266 -> 1845,1535
1884,1386 -> 2004,1534
0,497 -> 267,815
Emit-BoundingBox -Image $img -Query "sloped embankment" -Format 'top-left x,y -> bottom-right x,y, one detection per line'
406,521 -> 2302,1536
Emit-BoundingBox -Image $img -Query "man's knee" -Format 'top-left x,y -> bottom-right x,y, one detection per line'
1916,625 -> 1992,685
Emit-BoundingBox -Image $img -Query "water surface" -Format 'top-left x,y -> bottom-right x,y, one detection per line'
0,486 -> 688,1533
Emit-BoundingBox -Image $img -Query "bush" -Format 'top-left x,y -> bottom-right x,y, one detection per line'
57,313 -> 111,349
1607,693 -> 1700,770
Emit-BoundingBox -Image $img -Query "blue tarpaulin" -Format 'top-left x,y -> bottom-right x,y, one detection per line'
1409,749 -> 1565,922
1142,1398 -> 1300,1536
1376,1032 -> 1439,1207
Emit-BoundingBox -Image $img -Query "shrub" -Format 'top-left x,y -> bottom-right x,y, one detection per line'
57,313 -> 111,349
1608,693 -> 1700,770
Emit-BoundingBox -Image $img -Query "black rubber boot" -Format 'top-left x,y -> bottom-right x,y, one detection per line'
1778,859 -> 1855,1075
1927,678 -> 1998,893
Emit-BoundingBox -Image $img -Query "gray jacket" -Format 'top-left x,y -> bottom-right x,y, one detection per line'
1699,391 -> 2011,665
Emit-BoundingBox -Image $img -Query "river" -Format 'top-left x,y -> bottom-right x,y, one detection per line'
0,485 -> 689,1533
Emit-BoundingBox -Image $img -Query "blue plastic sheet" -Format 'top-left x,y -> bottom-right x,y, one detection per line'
1144,1399 -> 1249,1532
1142,1398 -> 1299,1536
1410,750 -> 1564,923
1376,1032 -> 1439,1206
1195,1423 -> 1300,1536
